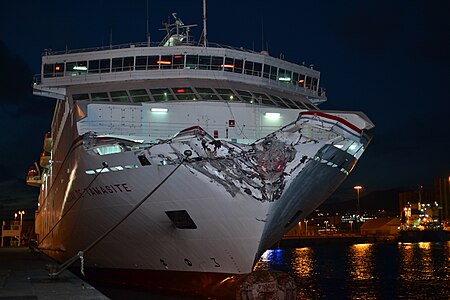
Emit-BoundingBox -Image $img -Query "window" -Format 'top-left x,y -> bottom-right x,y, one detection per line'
72,94 -> 90,101
215,88 -> 236,101
312,78 -> 319,91
147,56 -> 160,70
150,88 -> 174,101
89,60 -> 100,73
223,57 -> 234,72
55,63 -> 64,77
263,64 -> 270,79
244,61 -> 253,76
91,92 -> 109,101
130,89 -> 150,102
43,64 -> 54,78
236,90 -> 253,103
123,57 -> 134,71
253,62 -> 262,77
270,65 -> 278,80
305,76 -> 312,89
110,91 -> 129,102
297,74 -> 305,87
94,145 -> 123,155
270,95 -> 290,108
234,59 -> 243,74
112,58 -> 122,72
210,56 -> 223,70
136,56 -> 147,70
66,61 -> 88,76
172,55 -> 184,69
195,88 -> 219,100
159,55 -> 172,69
278,69 -> 292,83
100,59 -> 110,73
198,55 -> 211,70
173,87 -> 195,100
253,92 -> 274,106
185,55 -> 198,69
112,57 -> 134,72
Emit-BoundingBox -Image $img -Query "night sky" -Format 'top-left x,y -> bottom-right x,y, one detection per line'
0,1 -> 449,219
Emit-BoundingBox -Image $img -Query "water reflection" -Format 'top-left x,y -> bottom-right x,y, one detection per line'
345,243 -> 378,299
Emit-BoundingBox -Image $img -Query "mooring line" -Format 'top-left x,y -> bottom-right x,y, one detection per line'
49,152 -> 190,278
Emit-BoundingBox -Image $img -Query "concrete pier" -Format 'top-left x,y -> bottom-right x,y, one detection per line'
0,247 -> 108,299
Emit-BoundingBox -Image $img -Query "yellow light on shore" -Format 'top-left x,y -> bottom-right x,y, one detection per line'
354,185 -> 363,214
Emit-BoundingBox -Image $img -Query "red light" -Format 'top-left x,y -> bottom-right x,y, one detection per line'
55,66 -> 61,71
221,64 -> 234,68
176,89 -> 185,93
298,79 -> 305,83
157,60 -> 172,65
174,55 -> 183,59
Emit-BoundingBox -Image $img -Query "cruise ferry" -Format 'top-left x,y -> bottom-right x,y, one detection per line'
28,6 -> 374,294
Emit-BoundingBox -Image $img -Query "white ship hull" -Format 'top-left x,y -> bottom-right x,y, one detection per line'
29,16 -> 374,293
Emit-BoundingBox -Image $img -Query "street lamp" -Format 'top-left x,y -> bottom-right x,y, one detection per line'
18,211 -> 25,227
354,185 -> 363,215
304,219 -> 308,236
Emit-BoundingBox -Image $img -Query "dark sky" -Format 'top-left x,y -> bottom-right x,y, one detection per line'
0,1 -> 449,218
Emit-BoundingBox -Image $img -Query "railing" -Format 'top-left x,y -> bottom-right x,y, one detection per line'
44,40 -> 264,57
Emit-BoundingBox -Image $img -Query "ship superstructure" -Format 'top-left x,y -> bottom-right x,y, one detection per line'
28,11 -> 374,290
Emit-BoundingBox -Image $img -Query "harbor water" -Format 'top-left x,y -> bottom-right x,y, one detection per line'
95,241 -> 450,299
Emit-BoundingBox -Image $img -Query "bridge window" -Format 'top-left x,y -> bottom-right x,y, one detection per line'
223,57 -> 234,72
110,91 -> 129,102
159,55 -> 172,69
312,78 -> 318,91
112,57 -> 134,72
172,55 -> 184,69
91,92 -> 109,101
278,69 -> 292,83
236,90 -> 253,103
270,95 -> 290,108
198,55 -> 211,70
195,88 -> 219,100
89,59 -> 111,73
72,94 -> 90,101
215,88 -> 236,101
234,59 -> 243,74
305,76 -> 312,89
253,92 -> 274,106
173,87 -> 195,100
130,89 -> 150,102
186,55 -> 198,69
297,74 -> 305,87
135,56 -> 147,70
150,88 -> 174,101
270,65 -> 278,80
211,56 -> 223,70
263,64 -> 270,79
66,61 -> 87,76
253,62 -> 262,77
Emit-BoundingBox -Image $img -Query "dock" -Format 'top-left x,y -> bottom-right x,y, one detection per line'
0,246 -> 108,299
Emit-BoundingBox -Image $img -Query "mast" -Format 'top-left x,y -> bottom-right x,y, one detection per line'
202,0 -> 207,47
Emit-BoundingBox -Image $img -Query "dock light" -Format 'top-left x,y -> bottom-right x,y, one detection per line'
264,112 -> 281,120
354,185 -> 363,214
151,108 -> 168,113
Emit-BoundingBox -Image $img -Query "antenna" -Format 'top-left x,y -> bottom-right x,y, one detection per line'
109,28 -> 113,49
261,15 -> 264,51
146,0 -> 151,45
202,0 -> 207,47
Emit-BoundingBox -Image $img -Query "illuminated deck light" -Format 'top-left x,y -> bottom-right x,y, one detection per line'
264,112 -> 281,120
151,108 -> 168,112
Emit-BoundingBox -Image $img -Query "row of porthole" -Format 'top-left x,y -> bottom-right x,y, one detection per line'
84,164 -> 139,175
159,257 -> 221,269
